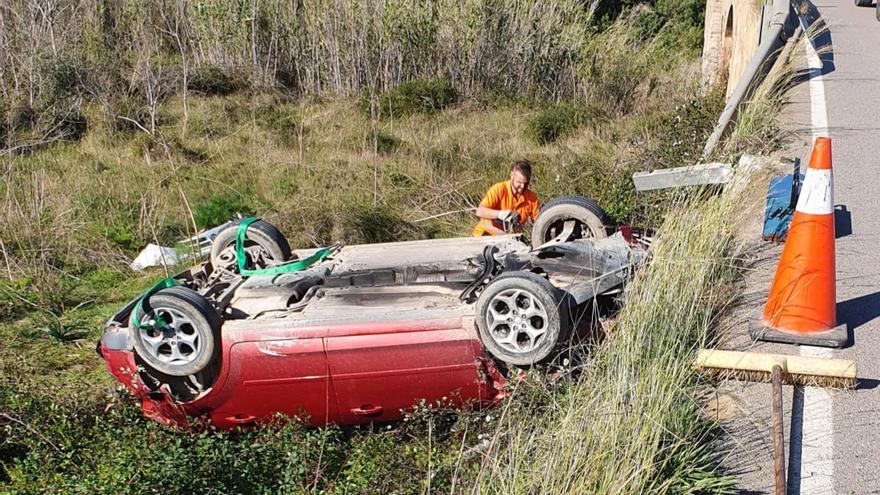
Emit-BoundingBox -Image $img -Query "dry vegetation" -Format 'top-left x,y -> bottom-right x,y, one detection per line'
0,0 -> 793,493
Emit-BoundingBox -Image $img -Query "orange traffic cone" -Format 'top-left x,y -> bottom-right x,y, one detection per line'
750,137 -> 847,347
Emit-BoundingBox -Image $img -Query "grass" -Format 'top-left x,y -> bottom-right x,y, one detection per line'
0,1 -> 798,493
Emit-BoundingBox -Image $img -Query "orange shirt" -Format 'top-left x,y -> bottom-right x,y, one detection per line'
472,180 -> 540,236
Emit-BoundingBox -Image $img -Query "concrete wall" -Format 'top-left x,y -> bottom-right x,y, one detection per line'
702,0 -> 765,97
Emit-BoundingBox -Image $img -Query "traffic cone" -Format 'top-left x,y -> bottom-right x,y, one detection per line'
750,137 -> 847,347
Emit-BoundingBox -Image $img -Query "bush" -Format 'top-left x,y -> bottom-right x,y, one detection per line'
370,129 -> 401,154
351,205 -> 407,243
655,91 -> 724,169
47,57 -> 88,100
255,104 -> 305,146
52,111 -> 88,141
360,78 -> 458,118
0,105 -> 6,144
193,192 -> 255,229
188,66 -> 250,96
526,103 -> 603,145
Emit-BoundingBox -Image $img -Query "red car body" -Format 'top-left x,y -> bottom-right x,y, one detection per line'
100,315 -> 505,429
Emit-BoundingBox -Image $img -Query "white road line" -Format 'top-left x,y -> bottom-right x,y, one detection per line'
798,346 -> 835,494
795,30 -> 836,495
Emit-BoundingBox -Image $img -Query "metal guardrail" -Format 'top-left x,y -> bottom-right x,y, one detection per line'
700,0 -> 797,161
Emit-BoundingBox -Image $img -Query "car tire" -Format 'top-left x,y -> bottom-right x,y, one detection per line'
130,286 -> 222,377
210,219 -> 292,273
531,195 -> 609,247
475,271 -> 570,366
854,0 -> 871,6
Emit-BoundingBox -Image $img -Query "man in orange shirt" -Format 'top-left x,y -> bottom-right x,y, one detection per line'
472,161 -> 540,236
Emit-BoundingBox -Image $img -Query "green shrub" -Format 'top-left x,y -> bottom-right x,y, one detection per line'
655,91 -> 724,169
10,105 -> 37,133
0,105 -> 6,143
255,105 -> 305,146
193,192 -> 255,229
188,66 -> 250,96
38,312 -> 90,343
52,111 -> 88,141
47,57 -> 88,100
360,78 -> 458,118
0,278 -> 38,322
370,129 -> 401,154
351,205 -> 408,243
526,103 -> 603,145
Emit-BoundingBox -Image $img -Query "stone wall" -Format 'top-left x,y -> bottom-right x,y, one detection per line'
702,0 -> 765,97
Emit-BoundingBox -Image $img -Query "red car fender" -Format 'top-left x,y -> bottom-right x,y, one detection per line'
99,344 -> 190,429
478,356 -> 509,402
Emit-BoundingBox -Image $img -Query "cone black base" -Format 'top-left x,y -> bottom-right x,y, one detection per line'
749,317 -> 848,348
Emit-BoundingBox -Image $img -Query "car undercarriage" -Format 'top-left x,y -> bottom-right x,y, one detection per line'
99,196 -> 649,428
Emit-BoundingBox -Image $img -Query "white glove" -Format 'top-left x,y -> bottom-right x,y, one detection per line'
497,210 -> 520,225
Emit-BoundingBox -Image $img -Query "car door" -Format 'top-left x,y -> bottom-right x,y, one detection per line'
209,336 -> 335,428
325,318 -> 493,425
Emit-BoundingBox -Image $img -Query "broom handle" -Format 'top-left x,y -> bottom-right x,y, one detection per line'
772,364 -> 786,495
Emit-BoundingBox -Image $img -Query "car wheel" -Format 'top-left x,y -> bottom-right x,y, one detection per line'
475,271 -> 570,366
210,219 -> 292,273
855,0 -> 871,6
531,195 -> 609,248
130,286 -> 222,377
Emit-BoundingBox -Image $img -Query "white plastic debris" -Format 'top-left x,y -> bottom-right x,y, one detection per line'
130,244 -> 180,271
129,221 -> 235,271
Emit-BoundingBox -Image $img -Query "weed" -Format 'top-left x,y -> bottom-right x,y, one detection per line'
351,205 -> 408,244
256,104 -> 305,147
188,66 -> 250,96
655,89 -> 725,169
361,78 -> 458,118
370,129 -> 402,154
38,312 -> 90,344
526,103 -> 603,145
193,192 -> 255,230
0,279 -> 39,322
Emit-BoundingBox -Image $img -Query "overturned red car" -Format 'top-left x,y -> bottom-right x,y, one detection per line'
98,196 -> 646,429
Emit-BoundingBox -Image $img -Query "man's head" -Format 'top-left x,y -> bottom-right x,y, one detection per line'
509,160 -> 532,197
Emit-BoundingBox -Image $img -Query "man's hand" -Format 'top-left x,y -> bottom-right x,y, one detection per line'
497,210 -> 521,231
497,210 -> 520,225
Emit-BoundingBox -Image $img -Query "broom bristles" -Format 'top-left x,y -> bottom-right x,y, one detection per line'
694,349 -> 857,389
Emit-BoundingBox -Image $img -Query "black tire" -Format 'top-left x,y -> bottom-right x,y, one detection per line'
531,195 -> 609,247
210,219 -> 292,272
475,271 -> 570,366
854,0 -> 871,7
130,286 -> 222,377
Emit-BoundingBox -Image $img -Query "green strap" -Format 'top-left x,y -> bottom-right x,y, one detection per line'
132,220 -> 331,330
132,277 -> 179,330
235,217 -> 333,277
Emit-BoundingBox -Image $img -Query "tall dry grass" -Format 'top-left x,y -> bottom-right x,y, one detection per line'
471,178 -> 751,494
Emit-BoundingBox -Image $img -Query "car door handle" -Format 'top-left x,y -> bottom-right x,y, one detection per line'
350,404 -> 383,416
225,414 -> 257,425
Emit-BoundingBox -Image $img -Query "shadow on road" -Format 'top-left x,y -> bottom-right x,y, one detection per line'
787,386 -> 805,495
790,0 -> 835,87
855,378 -> 880,391
837,290 -> 880,332
834,204 -> 852,238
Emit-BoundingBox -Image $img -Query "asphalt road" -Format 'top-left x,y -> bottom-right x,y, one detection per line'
814,0 -> 880,492
718,1 -> 880,493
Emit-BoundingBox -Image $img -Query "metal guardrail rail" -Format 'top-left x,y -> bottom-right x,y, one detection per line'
700,0 -> 797,161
